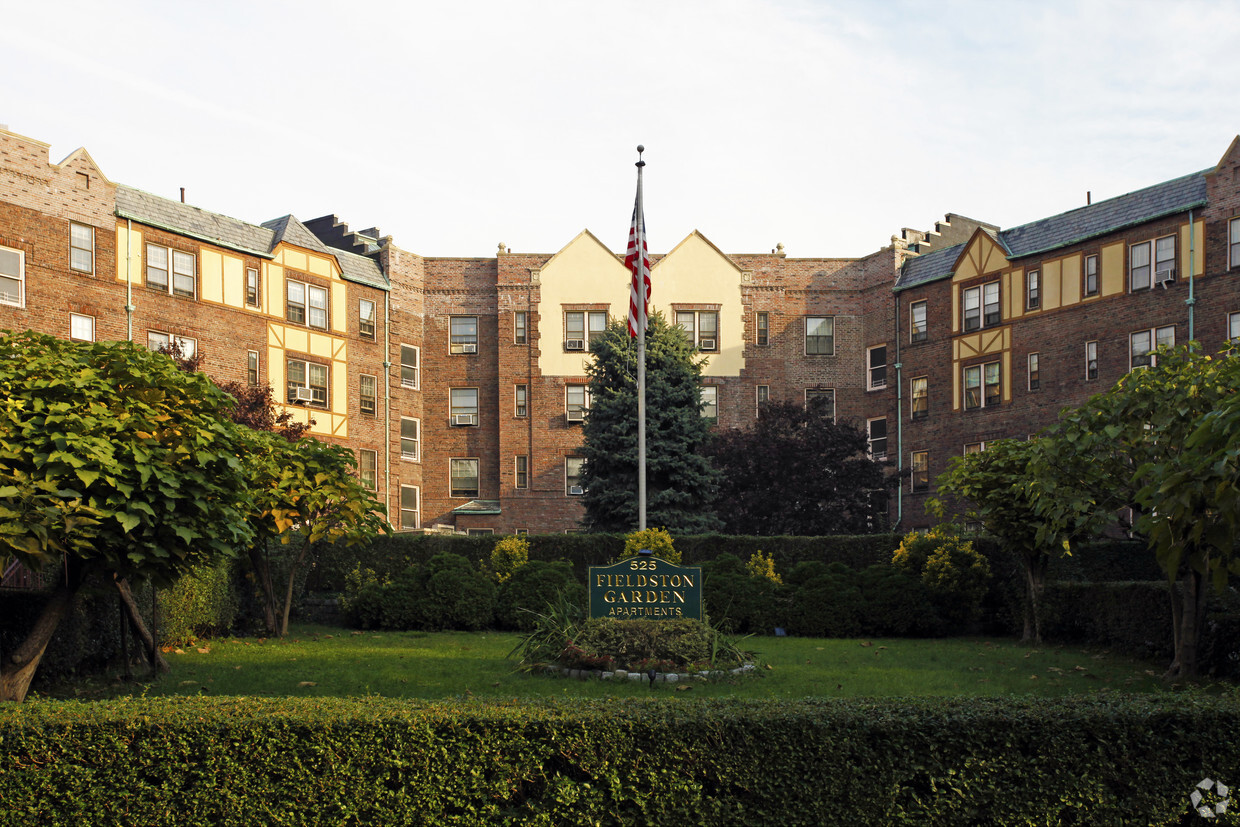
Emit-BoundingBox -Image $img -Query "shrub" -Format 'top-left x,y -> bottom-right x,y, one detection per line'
621,528 -> 680,564
893,527 -> 991,630
856,565 -> 940,637
488,535 -> 529,583
496,561 -> 585,631
703,572 -> 782,635
567,618 -> 738,672
338,566 -> 386,629
786,564 -> 865,638
414,553 -> 497,631
158,560 -> 238,646
746,550 -> 782,584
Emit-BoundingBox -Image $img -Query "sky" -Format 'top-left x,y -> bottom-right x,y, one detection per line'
3,0 -> 1238,259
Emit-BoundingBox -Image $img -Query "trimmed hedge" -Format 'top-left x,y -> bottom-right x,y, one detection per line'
2,695 -> 1238,825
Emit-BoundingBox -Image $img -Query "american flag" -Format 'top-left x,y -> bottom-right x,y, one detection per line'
625,164 -> 650,338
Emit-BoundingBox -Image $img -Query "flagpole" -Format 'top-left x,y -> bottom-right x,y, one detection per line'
635,146 -> 647,532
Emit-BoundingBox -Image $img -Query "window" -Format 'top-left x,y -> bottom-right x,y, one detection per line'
963,282 -> 1000,331
911,376 -> 928,420
400,417 -> 420,460
515,456 -> 528,489
805,388 -> 835,420
69,222 -> 94,274
565,310 -> 606,350
69,313 -> 94,342
147,331 -> 196,359
450,459 -> 479,498
450,316 -> 478,353
1084,254 -> 1099,297
963,442 -> 986,455
701,386 -> 718,421
515,528 -> 529,536
146,244 -> 197,298
1086,341 -> 1098,380
248,350 -> 260,386
466,529 -> 494,537
1130,235 -> 1175,290
756,311 -> 769,346
515,384 -> 528,417
963,361 -> 1001,410
1028,353 -> 1040,391
400,485 -> 420,530
911,451 -> 929,492
867,417 -> 887,461
566,385 -> 589,421
451,388 -> 479,425
514,311 -> 527,344
1231,219 -> 1240,270
1230,311 -> 1240,342
0,245 -> 22,306
565,457 -> 584,496
676,310 -> 719,351
805,316 -> 835,355
400,345 -> 419,389
359,299 -> 376,339
246,268 -> 260,307
287,279 -> 327,328
1130,325 -> 1175,369
360,374 -> 377,416
286,358 -> 328,406
910,301 -> 927,343
867,345 -> 887,390
756,384 -> 769,414
1026,270 -> 1040,310
359,450 -> 377,491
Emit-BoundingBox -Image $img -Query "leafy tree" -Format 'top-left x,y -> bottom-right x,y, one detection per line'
1038,344 -> 1240,679
705,400 -> 889,536
579,314 -> 722,533
0,332 -> 253,701
931,438 -> 1081,643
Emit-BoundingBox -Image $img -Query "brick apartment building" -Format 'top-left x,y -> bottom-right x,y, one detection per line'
3,125 -> 1239,534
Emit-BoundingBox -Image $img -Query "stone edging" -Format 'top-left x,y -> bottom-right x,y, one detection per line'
542,664 -> 757,683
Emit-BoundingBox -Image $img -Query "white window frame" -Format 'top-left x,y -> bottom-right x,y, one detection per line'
0,245 -> 23,307
1026,269 -> 1040,310
360,374 -> 377,416
69,313 -> 95,342
286,279 -> 327,329
69,222 -> 94,274
1084,254 -> 1099,297
1231,219 -> 1240,270
1130,325 -> 1175,369
359,449 -> 377,491
964,442 -> 987,455
755,311 -> 769,346
911,376 -> 928,420
247,350 -> 260,386
146,243 -> 197,298
1130,235 -> 1176,291
700,386 -> 718,421
515,384 -> 528,417
400,417 -> 420,461
400,344 -> 420,389
565,457 -> 585,496
147,330 -> 197,360
359,299 -> 376,339
286,358 -> 328,407
911,450 -> 929,492
866,417 -> 887,462
566,384 -> 590,420
514,311 -> 527,344
756,384 -> 769,415
246,267 -> 260,308
564,310 -> 607,351
867,344 -> 887,390
1086,341 -> 1098,380
805,388 -> 836,421
450,387 -> 479,426
399,485 -> 420,530
676,310 -> 720,351
910,300 -> 927,343
805,316 -> 835,355
963,361 -> 1001,410
450,458 -> 480,499
1229,311 -> 1240,342
963,282 -> 1000,331
515,455 -> 528,490
1027,352 -> 1040,391
450,315 -> 478,353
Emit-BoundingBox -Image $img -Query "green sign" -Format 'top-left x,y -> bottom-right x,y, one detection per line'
589,556 -> 702,620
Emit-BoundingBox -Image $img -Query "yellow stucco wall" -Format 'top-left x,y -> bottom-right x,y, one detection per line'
648,233 -> 745,377
115,225 -> 144,285
538,231 -> 631,377
268,322 -> 349,438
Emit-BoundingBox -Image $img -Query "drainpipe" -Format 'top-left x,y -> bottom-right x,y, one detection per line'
125,219 -> 135,341
1187,209 -> 1196,340
892,290 -> 903,531
383,290 -> 392,522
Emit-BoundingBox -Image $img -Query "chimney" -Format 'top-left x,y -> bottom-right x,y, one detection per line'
180,187 -> 186,203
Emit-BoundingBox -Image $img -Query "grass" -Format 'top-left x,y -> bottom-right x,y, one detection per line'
38,624 -> 1181,701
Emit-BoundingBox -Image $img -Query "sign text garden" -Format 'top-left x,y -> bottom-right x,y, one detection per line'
589,552 -> 702,620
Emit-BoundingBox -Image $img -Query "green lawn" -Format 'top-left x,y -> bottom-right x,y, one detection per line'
42,625 -> 1177,701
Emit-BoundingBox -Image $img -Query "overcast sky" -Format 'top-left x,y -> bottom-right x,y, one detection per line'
3,1 -> 1237,258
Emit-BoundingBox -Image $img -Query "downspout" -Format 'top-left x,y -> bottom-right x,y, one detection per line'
125,219 -> 134,341
892,289 -> 903,531
1187,208 -> 1196,340
383,290 -> 392,522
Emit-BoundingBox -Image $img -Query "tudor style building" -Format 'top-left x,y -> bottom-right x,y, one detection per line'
3,125 -> 1240,535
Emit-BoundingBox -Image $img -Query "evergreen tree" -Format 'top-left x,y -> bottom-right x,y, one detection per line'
579,313 -> 722,533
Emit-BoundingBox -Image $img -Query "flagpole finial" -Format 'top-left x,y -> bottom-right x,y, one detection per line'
636,145 -> 645,168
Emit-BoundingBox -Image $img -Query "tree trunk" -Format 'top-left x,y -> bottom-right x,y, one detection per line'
114,578 -> 169,673
1166,567 -> 1209,681
0,558 -> 86,703
248,540 -> 279,636
1020,552 -> 1049,645
279,541 -> 313,638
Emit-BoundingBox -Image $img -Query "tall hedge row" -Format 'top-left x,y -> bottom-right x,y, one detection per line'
2,695 -> 1237,825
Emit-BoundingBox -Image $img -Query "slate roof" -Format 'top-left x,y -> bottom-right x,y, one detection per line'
116,185 -> 388,290
896,170 -> 1210,291
451,500 -> 502,516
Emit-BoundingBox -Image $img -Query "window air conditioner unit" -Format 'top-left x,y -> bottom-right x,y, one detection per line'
462,343 -> 478,353
699,338 -> 716,351
566,409 -> 585,423
1154,268 -> 1175,287
294,387 -> 315,403
569,485 -> 584,495
565,339 -> 585,351
454,414 -> 477,426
